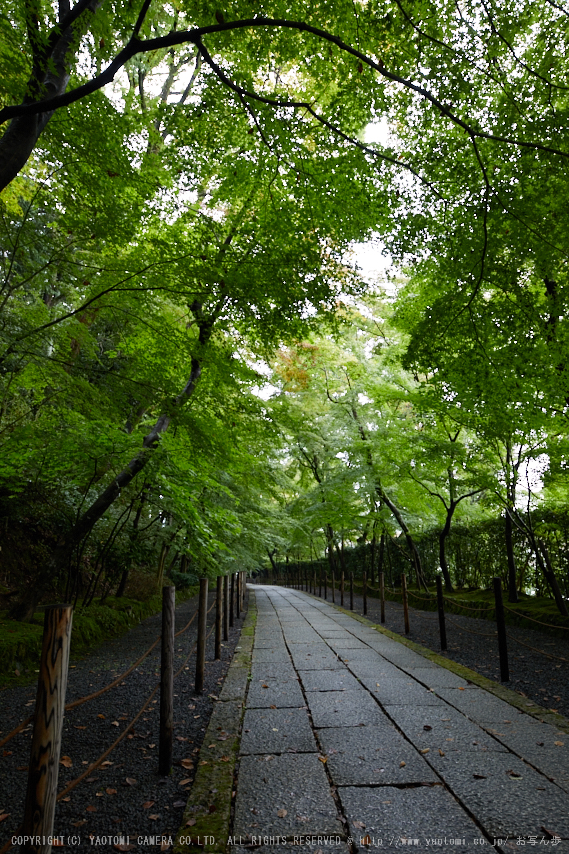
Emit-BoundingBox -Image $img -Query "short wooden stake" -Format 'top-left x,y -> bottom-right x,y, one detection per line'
159,586 -> 175,774
215,576 -> 222,660
380,571 -> 385,624
436,575 -> 447,651
332,570 -> 335,604
363,571 -> 368,616
349,572 -> 354,610
195,578 -> 208,694
402,573 -> 410,634
340,571 -> 344,607
230,572 -> 235,628
223,575 -> 229,641
493,577 -> 509,681
22,605 -> 73,854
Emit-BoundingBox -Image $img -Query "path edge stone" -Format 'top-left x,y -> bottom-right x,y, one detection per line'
174,589 -> 256,854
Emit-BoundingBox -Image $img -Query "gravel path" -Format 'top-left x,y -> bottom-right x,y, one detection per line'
0,588 -> 248,851
288,584 -> 569,722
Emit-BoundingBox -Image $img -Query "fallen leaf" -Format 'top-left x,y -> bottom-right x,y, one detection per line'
179,778 -> 192,786
96,792 -> 103,797
101,761 -> 113,767
14,669 -> 20,677
86,805 -> 97,813
61,797 -> 71,802
199,760 -> 208,766
176,736 -> 188,742
60,756 -> 73,768
420,748 -> 430,754
541,826 -> 561,840
186,819 -> 196,827
353,820 -> 366,829
173,800 -> 186,808
0,814 -> 10,823
97,714 -> 106,719
270,705 -> 277,709
75,726 -> 86,730
438,749 -> 445,757
318,756 -> 327,764
361,835 -> 372,847
148,814 -> 159,821
423,725 -> 432,731
473,774 -> 487,779
72,820 -> 87,827
2,751 -> 12,757
399,761 -> 406,768
220,756 -> 230,762
554,741 -> 564,747
161,841 -> 171,852
277,809 -> 287,818
106,788 -> 117,795
52,839 -> 64,847
458,686 -> 465,691
125,777 -> 137,786
148,744 -> 155,749
180,758 -> 194,770
262,684 -> 269,689
143,801 -> 155,809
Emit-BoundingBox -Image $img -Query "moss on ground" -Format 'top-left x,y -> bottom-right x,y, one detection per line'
0,586 -> 198,687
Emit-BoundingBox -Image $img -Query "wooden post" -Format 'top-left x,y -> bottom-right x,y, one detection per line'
493,577 -> 509,682
22,605 -> 73,854
402,573 -> 410,634
341,571 -> 344,607
363,571 -> 368,616
236,572 -> 241,619
159,586 -> 175,774
230,572 -> 235,628
195,578 -> 208,694
331,570 -> 335,604
223,575 -> 229,640
324,572 -> 328,601
350,572 -> 354,610
435,575 -> 447,651
380,571 -> 385,624
215,576 -> 222,660
319,571 -> 322,597
242,571 -> 246,610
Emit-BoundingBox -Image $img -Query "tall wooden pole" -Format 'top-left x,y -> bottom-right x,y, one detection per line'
331,570 -> 335,604
230,572 -> 235,627
363,571 -> 368,616
22,605 -> 73,854
159,586 -> 175,774
236,572 -> 241,619
349,572 -> 354,610
195,578 -> 208,694
340,571 -> 344,607
223,574 -> 229,640
215,576 -> 222,659
380,571 -> 385,624
402,573 -> 410,635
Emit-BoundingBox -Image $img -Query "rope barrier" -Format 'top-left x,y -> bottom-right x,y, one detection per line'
505,631 -> 569,663
444,615 -> 497,638
443,597 -> 495,613
406,590 -> 435,602
503,605 -> 569,631
0,602 -> 204,749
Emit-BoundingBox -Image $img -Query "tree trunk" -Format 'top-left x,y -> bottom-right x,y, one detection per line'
380,487 -> 428,591
505,511 -> 519,603
537,539 -> 569,617
439,511 -> 454,592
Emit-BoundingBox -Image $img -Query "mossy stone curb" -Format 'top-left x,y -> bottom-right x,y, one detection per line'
174,595 -> 257,854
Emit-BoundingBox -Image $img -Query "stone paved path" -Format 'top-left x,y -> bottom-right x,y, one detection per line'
229,586 -> 569,854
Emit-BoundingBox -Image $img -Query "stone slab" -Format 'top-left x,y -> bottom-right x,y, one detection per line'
325,638 -> 369,650
359,675 -> 447,707
402,667 -> 470,688
306,689 -> 386,727
317,724 -> 437,785
252,648 -> 293,663
250,662 -> 299,682
233,753 -> 342,837
219,665 -> 249,701
240,707 -> 316,754
436,687 -> 520,722
427,750 -> 569,837
385,705 -> 507,753
339,784 -> 487,851
290,651 -> 344,670
247,678 -> 305,709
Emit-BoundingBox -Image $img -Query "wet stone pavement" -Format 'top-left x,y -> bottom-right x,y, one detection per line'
229,587 -> 569,854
